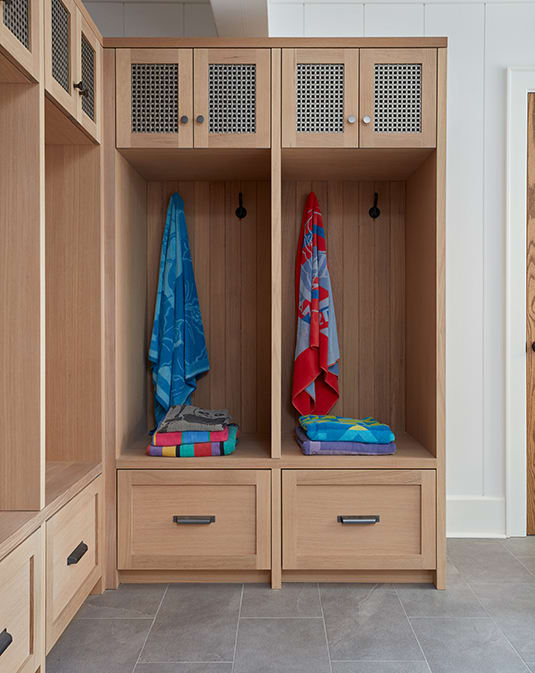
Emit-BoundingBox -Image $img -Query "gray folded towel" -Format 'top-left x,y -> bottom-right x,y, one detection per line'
157,404 -> 232,433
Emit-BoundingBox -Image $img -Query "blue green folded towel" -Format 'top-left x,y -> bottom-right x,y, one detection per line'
299,415 -> 395,444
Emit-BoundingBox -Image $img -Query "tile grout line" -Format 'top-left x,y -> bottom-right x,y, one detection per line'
394,587 -> 433,673
317,583 -> 334,673
230,584 -> 244,673
131,584 -> 169,673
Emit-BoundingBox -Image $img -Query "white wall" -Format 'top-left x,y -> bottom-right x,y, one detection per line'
271,0 -> 535,537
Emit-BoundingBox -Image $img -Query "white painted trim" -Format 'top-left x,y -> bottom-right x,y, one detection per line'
447,496 -> 506,538
505,67 -> 535,537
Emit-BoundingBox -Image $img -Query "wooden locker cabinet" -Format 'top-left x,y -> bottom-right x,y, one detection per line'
359,48 -> 437,148
75,12 -> 101,142
45,0 -> 77,116
282,470 -> 436,570
282,48 -> 359,148
0,0 -> 41,81
116,48 -> 193,149
193,48 -> 270,148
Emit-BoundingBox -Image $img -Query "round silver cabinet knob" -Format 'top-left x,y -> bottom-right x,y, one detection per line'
196,115 -> 205,124
347,114 -> 356,124
362,115 -> 372,125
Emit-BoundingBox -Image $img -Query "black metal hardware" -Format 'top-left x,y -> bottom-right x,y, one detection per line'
369,192 -> 380,220
196,115 -> 205,124
0,629 -> 13,657
67,541 -> 88,565
180,115 -> 189,124
73,80 -> 89,97
337,515 -> 380,525
235,192 -> 247,221
173,515 -> 215,525
532,341 -> 535,352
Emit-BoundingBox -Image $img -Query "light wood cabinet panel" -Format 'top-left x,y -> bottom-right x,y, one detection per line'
283,470 -> 436,570
46,477 -> 102,652
74,10 -> 101,142
0,528 -> 43,673
118,470 -> 271,570
282,48 -> 359,148
116,48 -> 193,149
359,48 -> 437,148
45,0 -> 77,116
193,48 -> 270,148
0,0 -> 41,81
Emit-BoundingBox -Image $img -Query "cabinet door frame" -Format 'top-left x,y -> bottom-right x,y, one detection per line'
0,0 -> 41,81
74,11 -> 102,143
359,48 -> 437,148
44,0 -> 77,116
282,48 -> 359,148
283,469 -> 436,570
116,48 -> 193,149
193,48 -> 270,148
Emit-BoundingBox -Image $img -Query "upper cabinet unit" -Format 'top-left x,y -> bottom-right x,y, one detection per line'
116,48 -> 270,149
0,0 -> 41,80
359,48 -> 437,148
75,13 -> 101,141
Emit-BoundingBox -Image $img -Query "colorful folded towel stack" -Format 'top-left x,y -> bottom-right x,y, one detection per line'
147,404 -> 239,457
297,415 -> 396,455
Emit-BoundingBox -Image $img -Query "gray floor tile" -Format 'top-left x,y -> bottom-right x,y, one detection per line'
331,664 -> 430,673
447,539 -> 535,583
519,557 -> 535,575
527,664 -> 535,672
469,583 -> 535,661
234,618 -> 330,673
411,617 -> 528,673
46,618 -> 152,673
240,582 -> 322,618
76,584 -> 168,619
395,580 -> 486,618
135,665 -> 232,673
320,584 -> 423,662
139,584 -> 241,663
504,537 -> 535,558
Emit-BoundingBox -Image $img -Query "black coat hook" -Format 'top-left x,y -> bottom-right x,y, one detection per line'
235,192 -> 247,220
369,192 -> 380,220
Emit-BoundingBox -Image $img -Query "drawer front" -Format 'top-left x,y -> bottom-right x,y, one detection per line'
46,476 -> 102,652
0,528 -> 42,673
118,470 -> 271,570
283,470 -> 436,570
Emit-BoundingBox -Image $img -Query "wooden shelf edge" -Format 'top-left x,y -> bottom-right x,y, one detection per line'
104,37 -> 448,49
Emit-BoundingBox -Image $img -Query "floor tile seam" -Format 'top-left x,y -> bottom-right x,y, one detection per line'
516,557 -> 535,577
317,583 -> 334,673
230,584 -> 244,673
132,584 -> 170,673
136,661 -> 235,665
330,659 -> 434,663
394,587 -> 432,673
238,616 -> 325,620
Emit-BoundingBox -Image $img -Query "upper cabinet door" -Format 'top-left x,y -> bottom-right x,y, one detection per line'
74,11 -> 102,143
45,0 -> 77,116
0,0 -> 41,80
282,49 -> 359,148
359,48 -> 437,148
193,49 -> 270,148
116,48 -> 193,149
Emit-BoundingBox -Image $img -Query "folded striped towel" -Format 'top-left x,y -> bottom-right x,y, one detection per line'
152,426 -> 230,447
299,415 -> 395,444
296,426 -> 396,455
147,424 -> 239,457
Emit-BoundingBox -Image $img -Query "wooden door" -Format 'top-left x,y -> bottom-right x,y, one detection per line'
193,49 -> 270,148
0,0 -> 41,80
360,48 -> 437,148
527,93 -> 535,534
73,11 -> 101,142
282,48 -> 359,148
45,0 -> 77,116
116,48 -> 193,149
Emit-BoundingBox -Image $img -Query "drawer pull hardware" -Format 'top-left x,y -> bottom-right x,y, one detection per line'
337,515 -> 380,525
73,81 -> 89,97
0,629 -> 13,656
196,115 -> 205,124
362,115 -> 372,125
180,115 -> 189,124
173,515 -> 215,525
67,541 -> 88,565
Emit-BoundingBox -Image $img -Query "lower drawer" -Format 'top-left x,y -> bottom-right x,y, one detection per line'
283,469 -> 436,570
118,470 -> 271,570
0,528 -> 42,673
46,476 -> 102,652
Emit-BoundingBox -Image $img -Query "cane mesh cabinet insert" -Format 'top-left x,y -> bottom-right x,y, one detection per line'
116,49 -> 193,148
0,0 -> 40,79
45,0 -> 77,115
209,63 -> 256,134
282,49 -> 359,148
2,0 -> 29,50
360,48 -> 437,148
76,15 -> 101,141
80,33 -> 94,120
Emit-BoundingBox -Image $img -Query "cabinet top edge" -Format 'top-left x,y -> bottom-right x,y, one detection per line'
103,37 -> 447,49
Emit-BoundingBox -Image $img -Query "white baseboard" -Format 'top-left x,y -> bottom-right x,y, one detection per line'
446,496 -> 506,537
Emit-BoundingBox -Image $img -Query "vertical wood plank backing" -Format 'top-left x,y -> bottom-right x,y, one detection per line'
46,144 -> 102,462
257,182 -> 272,435
225,181 -> 242,424
281,181 -> 406,433
0,83 -> 42,509
528,92 -> 535,535
209,182 -> 226,413
406,152 -> 437,455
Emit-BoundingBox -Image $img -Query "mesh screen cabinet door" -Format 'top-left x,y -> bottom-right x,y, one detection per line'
282,49 -> 359,148
0,0 -> 41,80
74,11 -> 101,143
193,49 -> 270,149
360,49 -> 437,148
45,0 -> 77,116
116,48 -> 193,149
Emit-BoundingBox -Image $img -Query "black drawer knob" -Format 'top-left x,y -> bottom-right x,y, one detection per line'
67,541 -> 88,565
0,629 -> 13,657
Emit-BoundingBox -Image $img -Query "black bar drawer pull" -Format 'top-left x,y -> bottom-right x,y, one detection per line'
337,515 -> 380,525
67,541 -> 88,565
173,515 -> 215,525
0,629 -> 13,656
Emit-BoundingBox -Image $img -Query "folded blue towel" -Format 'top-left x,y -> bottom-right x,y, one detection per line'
299,415 -> 395,444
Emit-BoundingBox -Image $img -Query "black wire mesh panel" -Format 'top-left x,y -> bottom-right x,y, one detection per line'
208,64 -> 256,134
296,63 -> 344,133
131,63 -> 179,134
374,63 -> 422,133
81,33 -> 95,121
2,0 -> 30,50
51,0 -> 70,92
